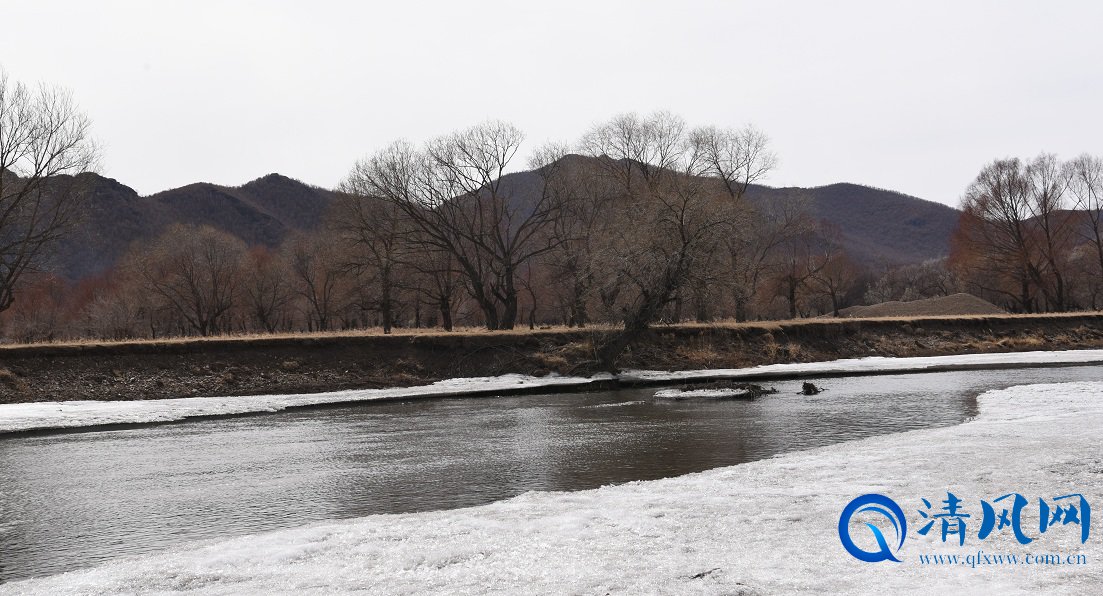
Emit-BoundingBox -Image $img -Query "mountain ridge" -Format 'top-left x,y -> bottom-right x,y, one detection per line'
51,172 -> 334,279
48,165 -> 959,280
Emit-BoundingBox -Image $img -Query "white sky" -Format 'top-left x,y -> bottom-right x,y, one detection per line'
2,0 -> 1100,206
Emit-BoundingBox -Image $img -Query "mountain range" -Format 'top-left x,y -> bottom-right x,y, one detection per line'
47,161 -> 961,281
52,173 -> 334,279
749,182 -> 961,266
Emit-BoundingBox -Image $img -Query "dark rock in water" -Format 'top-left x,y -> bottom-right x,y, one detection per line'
801,382 -> 822,395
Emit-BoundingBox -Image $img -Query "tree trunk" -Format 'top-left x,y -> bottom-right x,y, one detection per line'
440,296 -> 454,332
788,278 -> 798,319
381,267 -> 394,334
570,279 -> 588,327
734,292 -> 749,322
500,297 -> 517,330
499,273 -> 518,330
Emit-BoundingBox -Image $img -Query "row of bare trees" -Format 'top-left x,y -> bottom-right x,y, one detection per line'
3,224 -> 455,342
2,110 -> 868,364
950,153 -> 1103,312
0,68 -> 863,368
335,113 -> 859,367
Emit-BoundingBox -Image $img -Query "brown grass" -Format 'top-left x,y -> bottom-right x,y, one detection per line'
2,311 -> 1103,354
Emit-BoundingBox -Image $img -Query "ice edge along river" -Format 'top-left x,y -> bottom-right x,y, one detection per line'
4,349 -> 1103,434
2,362 -> 1103,593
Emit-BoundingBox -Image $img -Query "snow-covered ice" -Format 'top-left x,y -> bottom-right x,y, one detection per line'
0,373 -> 605,434
3,349 -> 1103,434
620,348 -> 1103,382
4,379 -> 1102,594
653,388 -> 757,399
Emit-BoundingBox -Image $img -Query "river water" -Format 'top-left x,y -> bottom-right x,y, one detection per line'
1,365 -> 1101,583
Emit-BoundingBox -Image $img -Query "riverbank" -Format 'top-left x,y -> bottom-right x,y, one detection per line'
5,380 -> 1100,594
3,349 -> 1103,435
2,313 -> 1103,404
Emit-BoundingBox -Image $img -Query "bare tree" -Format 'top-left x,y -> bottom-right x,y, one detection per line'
864,259 -> 959,304
1067,154 -> 1103,289
1024,154 -> 1074,310
579,111 -> 770,369
285,232 -> 349,332
328,189 -> 412,334
952,155 -> 1080,312
0,69 -> 98,312
529,145 -> 609,328
409,243 -> 462,331
689,124 -> 777,199
953,158 -> 1039,311
343,121 -> 564,330
727,193 -> 811,320
130,224 -> 247,336
242,246 -> 294,333
810,250 -> 861,317
83,272 -> 152,340
774,225 -> 833,318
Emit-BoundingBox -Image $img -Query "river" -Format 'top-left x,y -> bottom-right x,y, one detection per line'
1,364 -> 1101,583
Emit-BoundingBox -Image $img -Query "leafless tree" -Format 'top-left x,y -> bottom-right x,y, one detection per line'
579,111 -> 767,369
130,224 -> 247,336
810,250 -> 861,317
864,259 -> 959,304
727,192 -> 811,320
1067,154 -> 1103,286
953,155 -> 1079,312
83,278 -> 151,339
329,188 -> 412,334
242,246 -> 294,333
0,69 -> 98,312
285,232 -> 348,332
774,226 -> 833,318
1024,154 -> 1074,310
343,121 -> 564,330
689,124 -> 777,199
529,145 -> 610,328
953,158 -> 1040,311
409,243 -> 462,331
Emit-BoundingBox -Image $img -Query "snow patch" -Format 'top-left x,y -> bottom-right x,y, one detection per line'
653,388 -> 755,399
0,373 -> 604,434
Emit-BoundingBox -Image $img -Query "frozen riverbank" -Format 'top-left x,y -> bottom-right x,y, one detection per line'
3,349 -> 1103,434
4,379 -> 1101,594
4,313 -> 1103,404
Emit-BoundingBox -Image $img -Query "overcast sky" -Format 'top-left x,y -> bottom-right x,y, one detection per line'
2,0 -> 1100,206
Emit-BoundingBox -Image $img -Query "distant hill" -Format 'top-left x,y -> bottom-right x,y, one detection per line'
503,157 -> 961,269
52,173 -> 334,279
745,182 -> 961,266
46,160 -> 958,280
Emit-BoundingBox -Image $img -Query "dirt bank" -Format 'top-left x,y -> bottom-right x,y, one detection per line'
2,313 -> 1103,404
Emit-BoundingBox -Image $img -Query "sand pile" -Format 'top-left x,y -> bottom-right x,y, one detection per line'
837,293 -> 1006,318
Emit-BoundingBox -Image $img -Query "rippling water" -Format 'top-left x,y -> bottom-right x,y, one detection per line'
1,365 -> 1101,583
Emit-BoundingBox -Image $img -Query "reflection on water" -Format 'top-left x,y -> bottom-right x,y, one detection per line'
0,365 -> 1100,582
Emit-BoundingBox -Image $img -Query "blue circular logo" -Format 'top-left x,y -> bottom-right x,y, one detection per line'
838,493 -> 908,563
